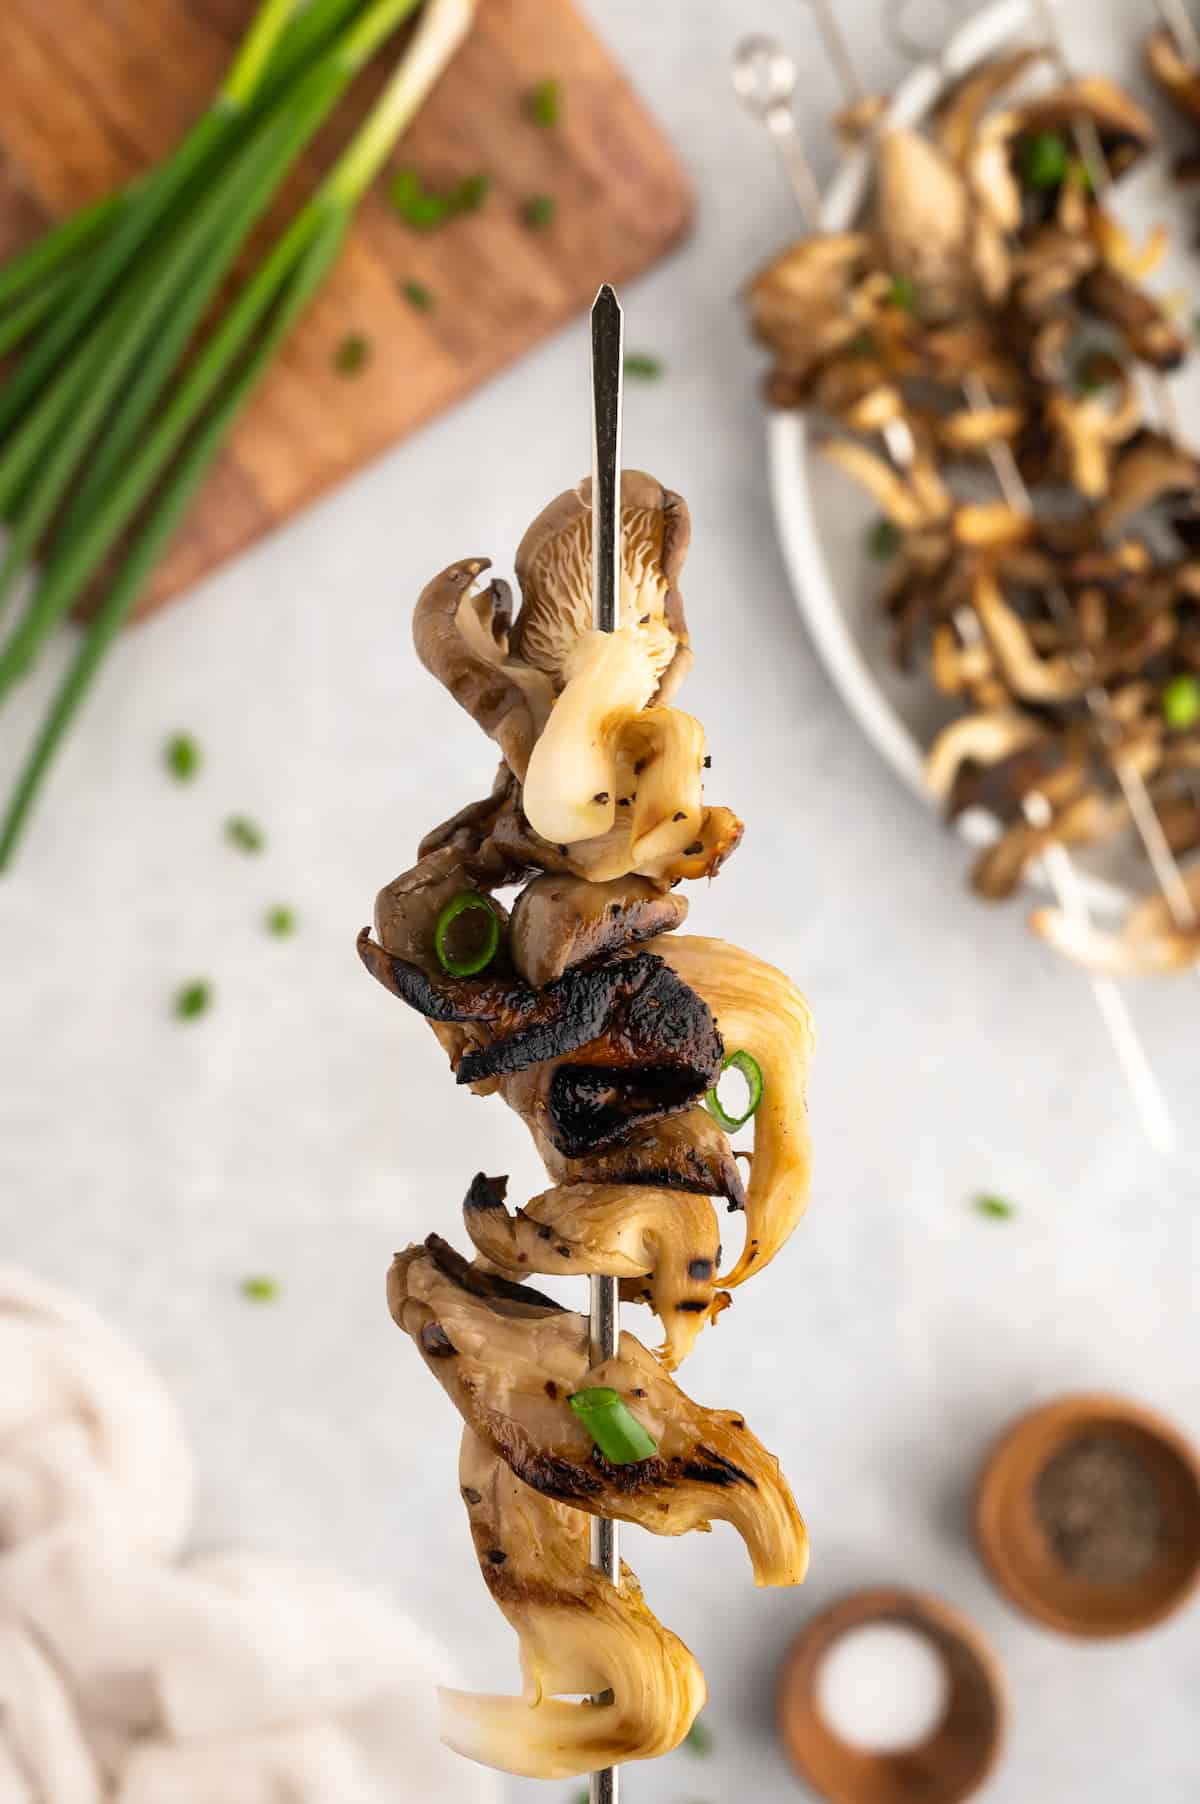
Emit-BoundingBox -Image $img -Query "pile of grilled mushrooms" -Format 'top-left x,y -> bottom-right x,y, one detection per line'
362,473 -> 815,1779
751,50 -> 1200,974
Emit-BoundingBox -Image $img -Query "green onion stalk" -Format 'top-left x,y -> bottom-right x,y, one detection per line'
0,0 -> 476,868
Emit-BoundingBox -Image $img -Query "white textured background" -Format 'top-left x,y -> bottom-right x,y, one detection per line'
3,1 -> 1199,1799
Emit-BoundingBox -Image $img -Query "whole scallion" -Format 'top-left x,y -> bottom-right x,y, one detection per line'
0,0 -> 476,869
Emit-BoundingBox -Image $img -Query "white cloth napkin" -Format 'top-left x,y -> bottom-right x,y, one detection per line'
0,1268 -> 497,1804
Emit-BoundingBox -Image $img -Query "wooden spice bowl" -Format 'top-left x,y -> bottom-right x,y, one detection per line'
777,1588 -> 1006,1804
975,1393 -> 1200,1638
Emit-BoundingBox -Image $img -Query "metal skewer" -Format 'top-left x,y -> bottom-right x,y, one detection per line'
733,30 -> 1174,1150
588,280 -> 624,1804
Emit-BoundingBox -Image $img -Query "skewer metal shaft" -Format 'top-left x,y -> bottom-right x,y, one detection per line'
733,25 -> 1174,1150
588,280 -> 624,1804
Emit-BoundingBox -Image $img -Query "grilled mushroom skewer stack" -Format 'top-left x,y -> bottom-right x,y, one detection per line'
360,341 -> 815,1781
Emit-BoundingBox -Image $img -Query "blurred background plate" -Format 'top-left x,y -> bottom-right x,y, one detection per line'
768,0 -> 1200,916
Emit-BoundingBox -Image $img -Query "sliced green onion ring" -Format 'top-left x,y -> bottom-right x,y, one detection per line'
704,1048 -> 764,1133
434,890 -> 500,977
568,1386 -> 658,1464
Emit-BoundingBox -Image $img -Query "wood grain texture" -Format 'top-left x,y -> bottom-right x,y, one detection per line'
0,0 -> 692,614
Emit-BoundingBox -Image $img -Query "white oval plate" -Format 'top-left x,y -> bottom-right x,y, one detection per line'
769,0 -> 1200,916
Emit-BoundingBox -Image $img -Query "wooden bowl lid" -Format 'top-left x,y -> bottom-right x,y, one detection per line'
975,1393 -> 1200,1639
777,1588 -> 1005,1804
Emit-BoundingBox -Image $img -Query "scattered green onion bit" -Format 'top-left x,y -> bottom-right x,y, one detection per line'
388,168 -> 491,231
568,1387 -> 658,1464
265,904 -> 296,937
334,333 -> 369,376
174,979 -> 211,1021
240,1274 -> 281,1302
522,193 -> 557,230
527,78 -> 562,128
164,732 -> 200,781
974,1192 -> 1016,1220
867,517 -> 902,560
846,330 -> 877,357
1019,130 -> 1069,190
704,1049 -> 764,1134
225,814 -> 265,853
623,351 -> 664,380
684,1717 -> 714,1755
434,889 -> 500,976
885,274 -> 916,312
402,279 -> 434,312
1162,672 -> 1200,731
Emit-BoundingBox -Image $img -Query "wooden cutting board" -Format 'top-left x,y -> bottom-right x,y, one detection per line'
0,0 -> 691,616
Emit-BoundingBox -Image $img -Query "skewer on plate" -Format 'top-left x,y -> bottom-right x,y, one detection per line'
732,28 -> 1176,1150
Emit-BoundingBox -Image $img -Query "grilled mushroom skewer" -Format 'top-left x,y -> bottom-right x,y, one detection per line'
363,297 -> 815,1783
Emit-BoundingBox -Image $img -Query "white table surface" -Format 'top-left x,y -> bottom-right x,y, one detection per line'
4,2 -> 1199,1799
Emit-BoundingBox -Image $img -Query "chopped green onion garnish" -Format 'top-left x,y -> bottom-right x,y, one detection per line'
568,1387 -> 658,1464
164,732 -> 201,781
402,279 -> 434,312
527,78 -> 562,128
225,814 -> 265,853
624,351 -> 664,380
522,193 -> 557,230
974,1193 -> 1016,1220
240,1274 -> 281,1302
867,517 -> 902,560
1019,130 -> 1069,190
174,979 -> 211,1020
704,1049 -> 763,1134
885,274 -> 916,311
846,330 -> 877,357
684,1717 -> 714,1755
265,903 -> 296,937
388,168 -> 490,231
334,333 -> 369,375
1163,673 -> 1200,731
434,890 -> 500,976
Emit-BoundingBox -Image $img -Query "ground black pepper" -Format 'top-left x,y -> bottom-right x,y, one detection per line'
1034,1434 -> 1166,1584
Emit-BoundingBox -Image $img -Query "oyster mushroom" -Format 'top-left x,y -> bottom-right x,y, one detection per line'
1016,76 -> 1154,182
876,129 -> 976,320
389,1236 -> 808,1586
462,1172 -> 728,1370
748,233 -> 878,384
508,873 -> 688,989
1146,23 -> 1200,125
925,708 -> 1047,804
357,934 -> 724,1155
513,474 -> 703,852
654,937 -> 815,1288
441,1428 -> 706,1779
1031,861 -> 1200,972
1045,367 -> 1140,499
972,788 -> 1130,900
414,562 -> 554,779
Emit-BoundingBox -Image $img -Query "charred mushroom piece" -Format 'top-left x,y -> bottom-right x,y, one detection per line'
443,1428 -> 706,1779
389,1237 -> 808,1587
462,1172 -> 729,1370
514,475 -> 697,850
359,934 -> 724,1153
509,873 -> 688,989
524,1102 -> 747,1212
